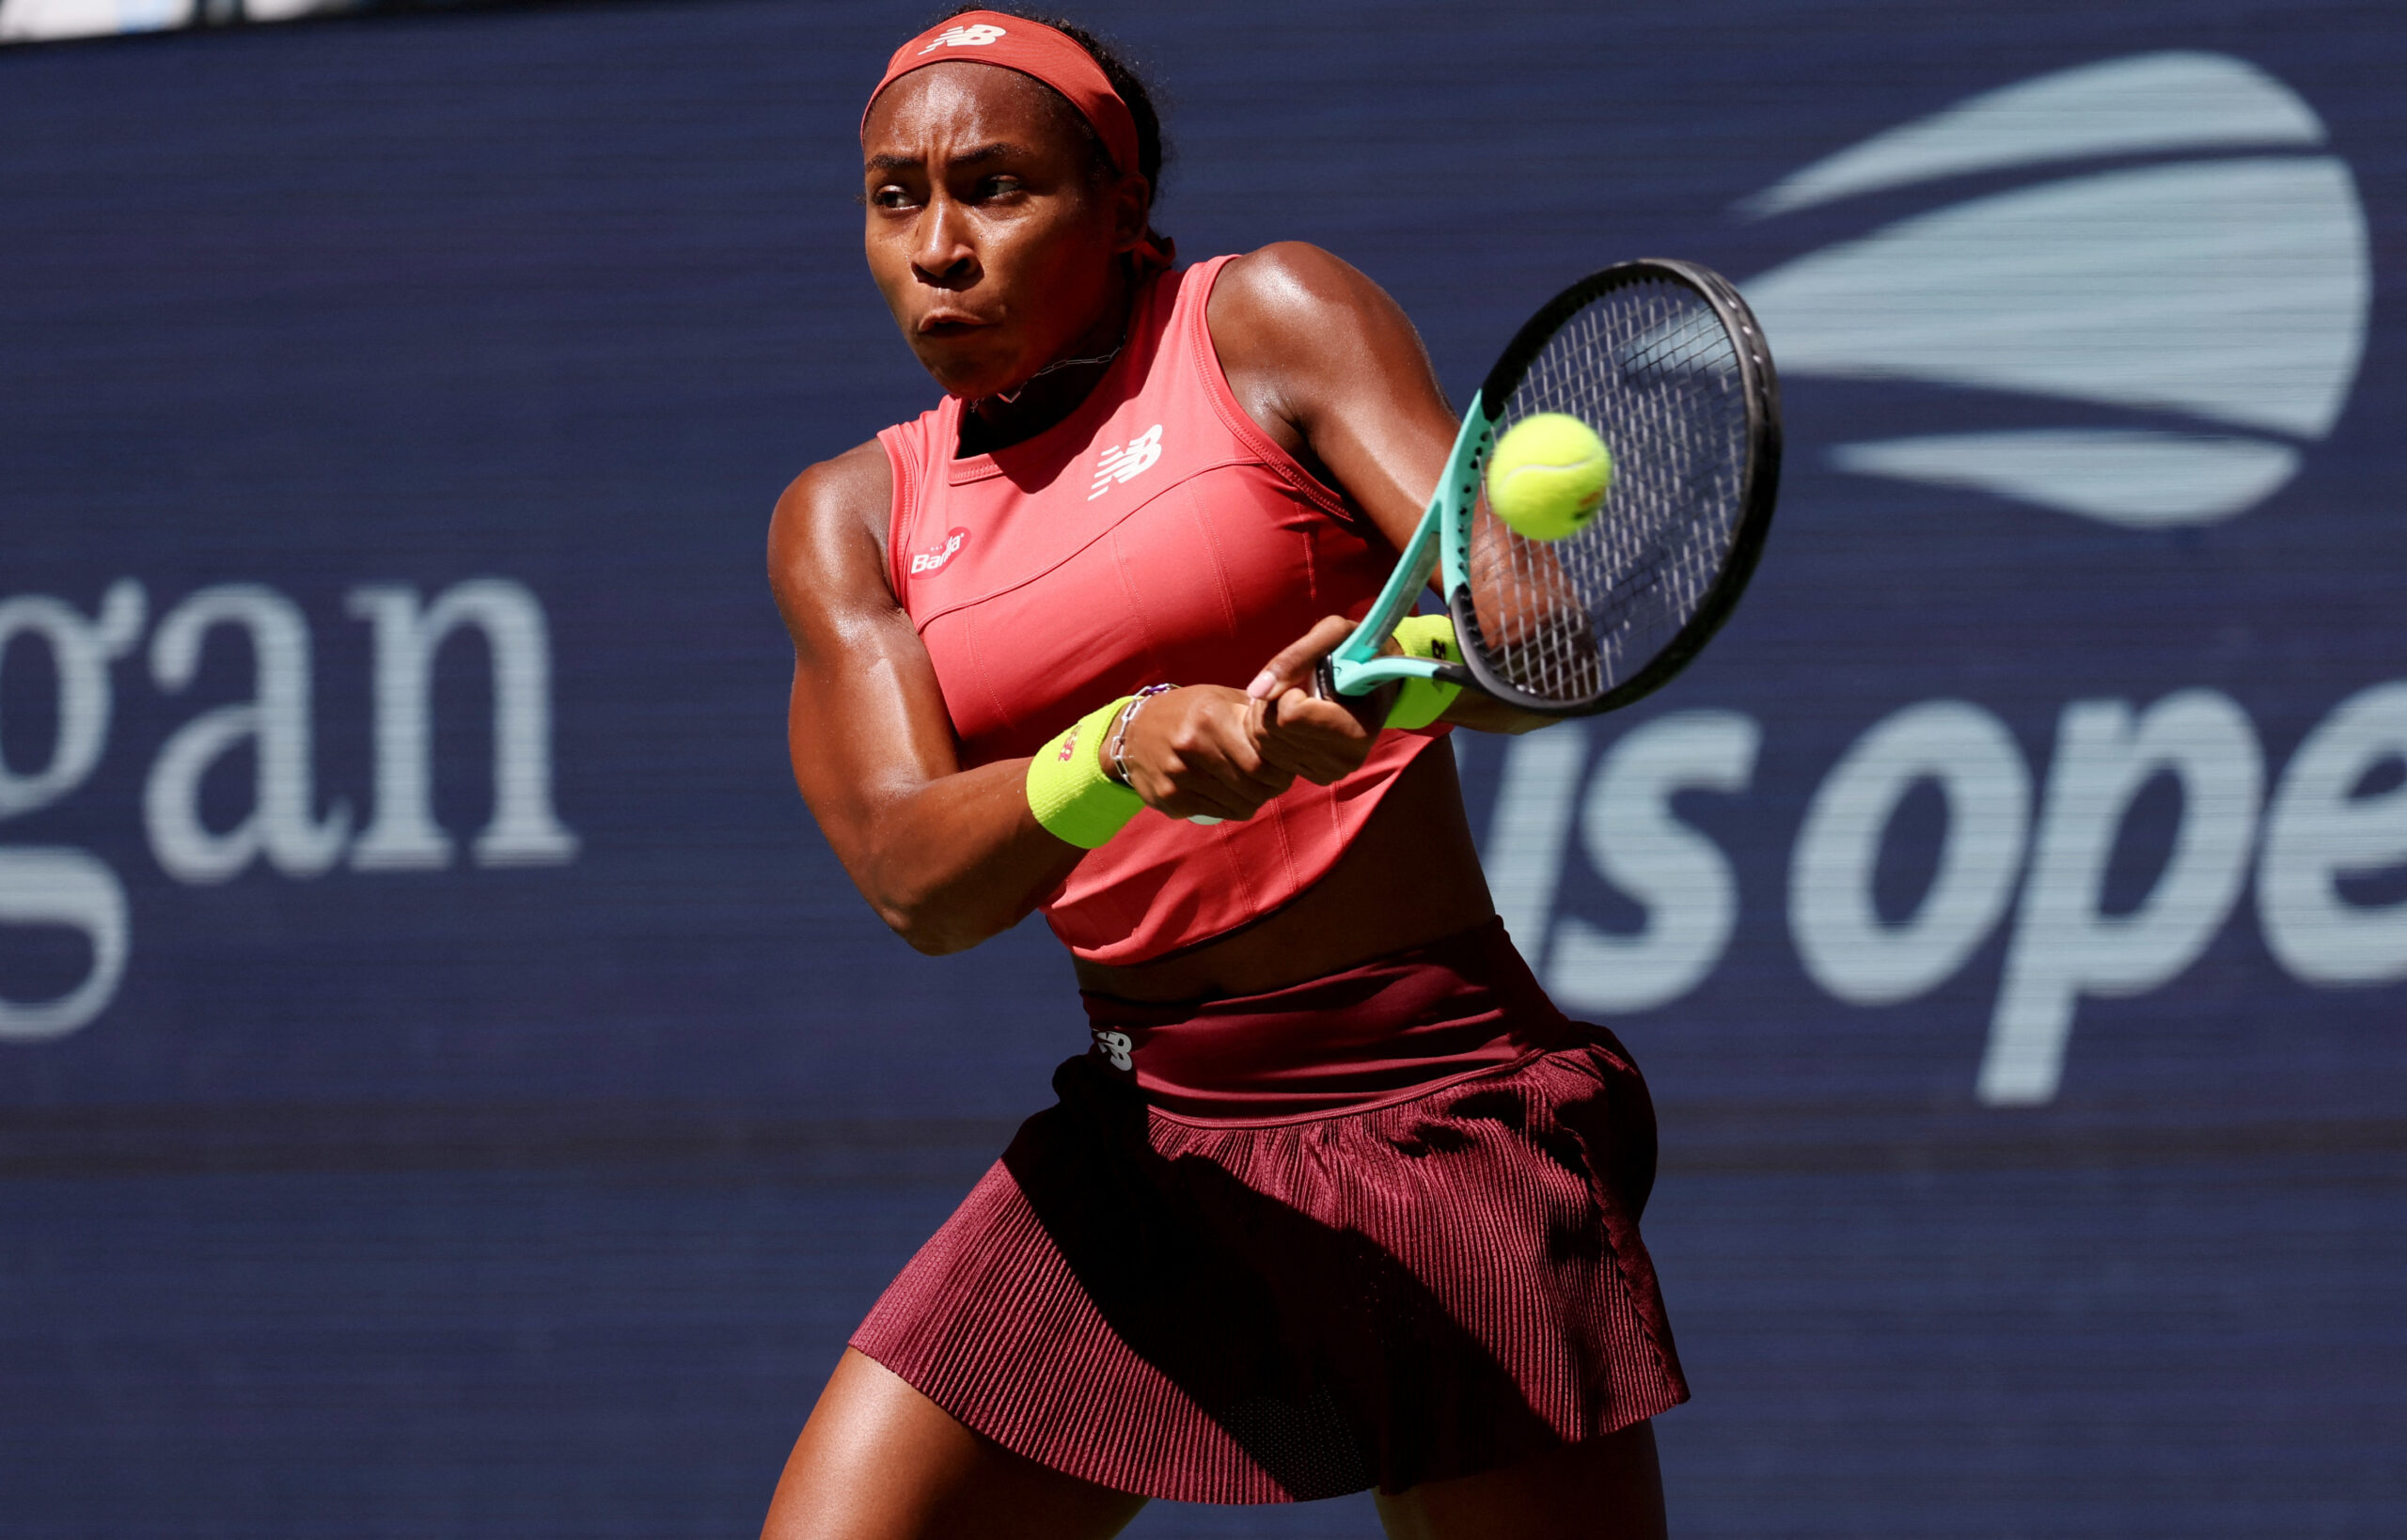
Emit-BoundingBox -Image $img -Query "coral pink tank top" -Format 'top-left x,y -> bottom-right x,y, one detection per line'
878,255 -> 1446,966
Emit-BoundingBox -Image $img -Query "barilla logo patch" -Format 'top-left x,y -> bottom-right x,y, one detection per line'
1089,424 -> 1164,500
908,527 -> 970,577
918,23 -> 1005,54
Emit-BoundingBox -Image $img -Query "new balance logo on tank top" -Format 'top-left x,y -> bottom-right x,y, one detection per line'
878,256 -> 1447,966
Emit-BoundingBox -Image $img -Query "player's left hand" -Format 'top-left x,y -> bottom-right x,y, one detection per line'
1244,616 -> 1392,785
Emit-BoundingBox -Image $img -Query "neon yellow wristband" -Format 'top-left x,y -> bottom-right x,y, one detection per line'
1383,614 -> 1464,731
1026,696 -> 1144,848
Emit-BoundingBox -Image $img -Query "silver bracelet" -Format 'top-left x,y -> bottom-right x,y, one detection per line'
1108,684 -> 1175,786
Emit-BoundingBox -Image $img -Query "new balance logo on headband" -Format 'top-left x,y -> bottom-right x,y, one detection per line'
918,23 -> 1005,54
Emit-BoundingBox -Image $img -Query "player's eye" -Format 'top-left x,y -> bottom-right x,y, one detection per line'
971,174 -> 1024,201
866,184 -> 917,211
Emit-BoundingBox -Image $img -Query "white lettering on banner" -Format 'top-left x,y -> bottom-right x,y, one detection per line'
1792,700 -> 2032,1005
0,582 -> 146,1037
1482,729 -> 1585,959
144,586 -> 352,885
348,581 -> 579,870
0,847 -> 128,1043
1548,713 -> 1759,1014
0,582 -> 146,819
1479,680 -> 2407,1105
9,560 -> 2405,1076
0,575 -> 577,1043
1981,690 -> 2264,1106
2258,682 -> 2407,983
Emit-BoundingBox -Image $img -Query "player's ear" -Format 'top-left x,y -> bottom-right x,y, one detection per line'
1107,170 -> 1151,253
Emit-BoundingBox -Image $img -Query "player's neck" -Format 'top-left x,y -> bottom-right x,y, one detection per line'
957,276 -> 1134,457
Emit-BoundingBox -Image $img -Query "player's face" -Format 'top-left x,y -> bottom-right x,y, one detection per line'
861,65 -> 1141,401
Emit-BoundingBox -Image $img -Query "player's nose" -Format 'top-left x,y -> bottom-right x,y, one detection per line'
911,197 -> 978,290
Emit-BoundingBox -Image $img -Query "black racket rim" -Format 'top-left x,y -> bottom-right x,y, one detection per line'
1452,258 -> 1784,718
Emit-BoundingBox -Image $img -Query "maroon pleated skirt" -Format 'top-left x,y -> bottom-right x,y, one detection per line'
849,919 -> 1689,1504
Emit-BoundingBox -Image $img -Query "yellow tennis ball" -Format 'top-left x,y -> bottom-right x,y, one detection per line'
1486,413 -> 1613,541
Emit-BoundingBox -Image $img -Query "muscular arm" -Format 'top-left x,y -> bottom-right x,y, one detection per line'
768,443 -> 1086,955
1207,241 -> 1552,737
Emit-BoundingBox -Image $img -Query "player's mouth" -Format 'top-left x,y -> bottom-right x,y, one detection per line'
916,311 -> 991,338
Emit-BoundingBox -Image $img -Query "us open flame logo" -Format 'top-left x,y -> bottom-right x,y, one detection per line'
1737,51 -> 2372,527
1487,54 -> 2393,1110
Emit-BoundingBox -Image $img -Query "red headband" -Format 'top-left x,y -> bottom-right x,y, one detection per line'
863,11 -> 1141,179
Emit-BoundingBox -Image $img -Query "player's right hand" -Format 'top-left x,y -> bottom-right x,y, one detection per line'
1112,685 -> 1298,823
1243,615 -> 1389,786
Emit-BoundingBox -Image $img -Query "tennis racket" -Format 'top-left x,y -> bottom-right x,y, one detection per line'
1322,259 -> 1781,715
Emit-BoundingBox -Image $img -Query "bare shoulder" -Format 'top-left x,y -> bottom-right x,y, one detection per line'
766,439 -> 895,638
769,439 -> 891,570
1208,242 -> 1408,362
1206,242 -> 1447,460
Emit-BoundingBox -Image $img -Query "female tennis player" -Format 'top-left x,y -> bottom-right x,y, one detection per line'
762,11 -> 1687,1537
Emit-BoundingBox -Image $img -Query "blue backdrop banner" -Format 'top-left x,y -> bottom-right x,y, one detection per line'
2,2 -> 2400,1535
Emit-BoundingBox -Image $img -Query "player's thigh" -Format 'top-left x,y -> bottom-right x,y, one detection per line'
760,1348 -> 1148,1540
1373,1419 -> 1665,1540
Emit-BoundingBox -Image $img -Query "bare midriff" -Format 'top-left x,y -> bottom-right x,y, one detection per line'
1071,745 -> 1498,1003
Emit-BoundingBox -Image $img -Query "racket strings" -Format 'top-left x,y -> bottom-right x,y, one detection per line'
1472,276 -> 1751,707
